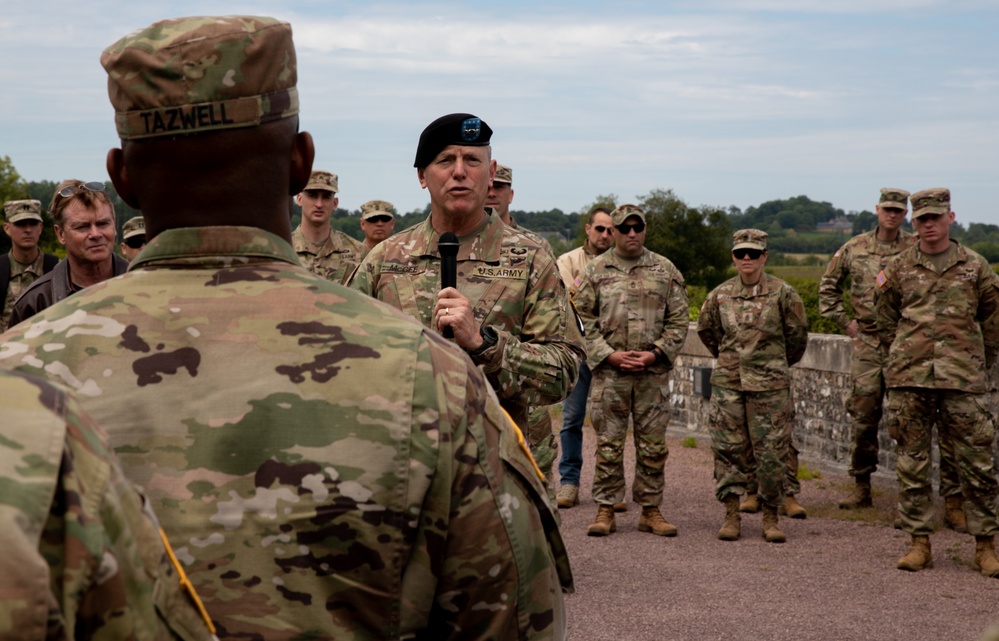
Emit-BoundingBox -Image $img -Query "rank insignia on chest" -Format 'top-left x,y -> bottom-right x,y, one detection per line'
876,270 -> 887,288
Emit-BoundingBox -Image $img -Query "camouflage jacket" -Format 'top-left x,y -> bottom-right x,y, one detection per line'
349,212 -> 585,430
876,240 -> 999,392
1,250 -> 58,332
0,369 -> 212,641
0,225 -> 571,641
290,224 -> 364,285
557,244 -> 600,301
697,272 -> 809,391
819,227 -> 916,335
575,248 -> 689,374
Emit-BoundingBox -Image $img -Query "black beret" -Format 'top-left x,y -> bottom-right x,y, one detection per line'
413,113 -> 492,168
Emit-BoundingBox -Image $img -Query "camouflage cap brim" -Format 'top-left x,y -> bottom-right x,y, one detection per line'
3,199 -> 43,224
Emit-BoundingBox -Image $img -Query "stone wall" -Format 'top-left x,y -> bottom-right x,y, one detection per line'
668,325 -> 999,477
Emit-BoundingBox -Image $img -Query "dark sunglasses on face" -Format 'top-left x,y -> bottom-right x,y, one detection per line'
124,235 -> 146,249
733,248 -> 764,260
365,215 -> 393,224
615,222 -> 646,234
58,181 -> 106,198
591,225 -> 612,235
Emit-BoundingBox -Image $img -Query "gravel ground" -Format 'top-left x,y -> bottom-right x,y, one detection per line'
555,428 -> 999,641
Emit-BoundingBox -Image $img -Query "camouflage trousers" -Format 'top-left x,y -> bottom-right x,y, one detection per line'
527,405 -> 558,503
887,388 -> 999,537
710,386 -> 793,507
847,334 -> 960,495
589,368 -> 670,507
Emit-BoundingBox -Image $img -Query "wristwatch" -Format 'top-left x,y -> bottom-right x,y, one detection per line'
468,325 -> 498,358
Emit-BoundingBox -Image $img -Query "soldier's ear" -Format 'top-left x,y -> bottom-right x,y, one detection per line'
289,131 -> 315,196
107,147 -> 140,209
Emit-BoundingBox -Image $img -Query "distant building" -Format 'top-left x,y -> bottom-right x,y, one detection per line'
816,216 -> 852,233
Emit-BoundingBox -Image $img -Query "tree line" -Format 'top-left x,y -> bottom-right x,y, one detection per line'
4,154 -> 998,287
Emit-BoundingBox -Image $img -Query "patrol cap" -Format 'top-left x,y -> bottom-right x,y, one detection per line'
494,164 -> 512,185
879,188 -> 910,210
3,200 -> 43,224
611,203 -> 645,226
122,216 -> 146,240
303,170 -> 338,193
101,16 -> 299,140
414,113 -> 492,169
732,228 -> 768,251
910,188 -> 951,219
360,200 -> 395,221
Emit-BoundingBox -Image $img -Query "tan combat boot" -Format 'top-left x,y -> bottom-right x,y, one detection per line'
739,493 -> 760,513
944,495 -> 968,533
762,504 -> 786,543
586,505 -> 616,537
781,495 -> 807,519
897,535 -> 932,571
717,495 -> 741,541
639,506 -> 678,537
613,501 -> 628,512
556,484 -> 579,509
839,475 -> 873,509
973,536 -> 999,578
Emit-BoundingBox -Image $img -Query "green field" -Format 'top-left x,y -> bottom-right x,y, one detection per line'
767,265 -> 827,281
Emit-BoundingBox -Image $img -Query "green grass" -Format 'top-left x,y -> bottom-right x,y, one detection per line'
796,462 -> 822,481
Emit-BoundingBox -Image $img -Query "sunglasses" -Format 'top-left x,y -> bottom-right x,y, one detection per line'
365,215 -> 393,224
58,181 -> 106,199
124,235 -> 146,249
591,225 -> 613,235
733,248 -> 764,260
615,222 -> 646,235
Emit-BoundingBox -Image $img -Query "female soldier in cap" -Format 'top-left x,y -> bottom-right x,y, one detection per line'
697,229 -> 808,542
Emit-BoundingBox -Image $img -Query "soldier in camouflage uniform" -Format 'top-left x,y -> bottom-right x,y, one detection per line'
1,199 -> 58,332
574,204 -> 689,537
698,229 -> 809,543
555,206 -> 615,509
291,170 -> 364,284
0,368 -> 214,641
120,215 -> 147,262
486,162 -> 560,491
0,17 -> 571,639
820,188 -> 965,525
350,116 -> 585,446
357,199 -> 396,254
877,187 -> 999,577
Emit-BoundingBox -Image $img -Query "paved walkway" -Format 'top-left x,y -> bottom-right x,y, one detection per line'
555,428 -> 999,641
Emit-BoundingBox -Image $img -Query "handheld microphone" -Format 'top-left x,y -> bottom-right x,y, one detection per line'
438,232 -> 459,339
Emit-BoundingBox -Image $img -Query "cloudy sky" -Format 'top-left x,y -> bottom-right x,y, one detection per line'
1,0 -> 996,225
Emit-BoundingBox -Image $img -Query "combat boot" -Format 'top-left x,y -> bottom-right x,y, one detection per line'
613,501 -> 628,512
973,536 -> 999,578
897,535 -> 932,571
556,484 -> 579,509
762,504 -> 786,543
781,495 -> 807,519
586,505 -> 616,537
717,495 -> 741,541
639,506 -> 678,537
944,495 -> 968,533
839,475 -> 873,509
739,493 -> 760,513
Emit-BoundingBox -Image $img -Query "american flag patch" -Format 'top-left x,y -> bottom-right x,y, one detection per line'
876,270 -> 887,288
